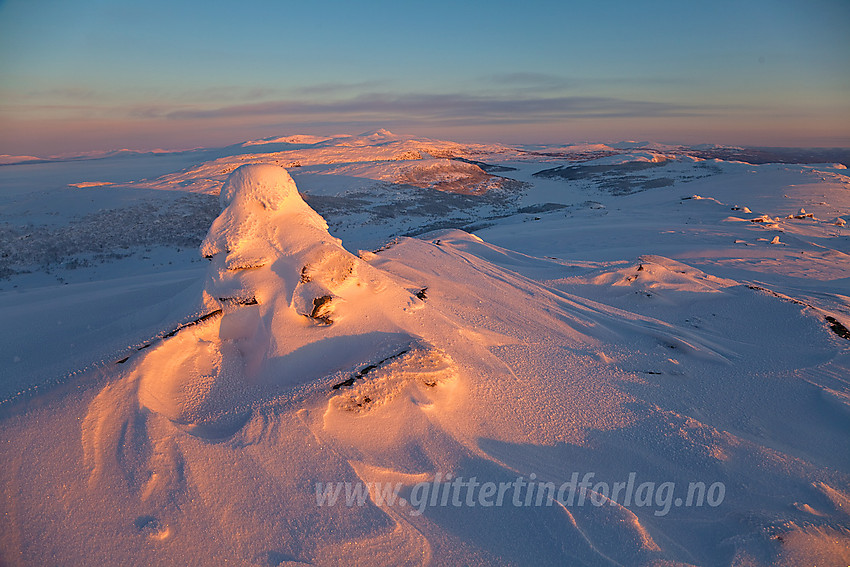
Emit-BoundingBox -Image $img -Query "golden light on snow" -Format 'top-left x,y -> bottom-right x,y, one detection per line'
2,132 -> 849,565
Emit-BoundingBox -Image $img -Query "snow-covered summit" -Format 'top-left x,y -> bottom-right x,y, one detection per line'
358,127 -> 398,141
3,133 -> 850,566
136,164 -> 425,435
201,164 -> 329,263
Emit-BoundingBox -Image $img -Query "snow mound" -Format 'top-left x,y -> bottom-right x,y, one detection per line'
589,255 -> 738,294
136,164 -> 425,436
200,163 -> 329,267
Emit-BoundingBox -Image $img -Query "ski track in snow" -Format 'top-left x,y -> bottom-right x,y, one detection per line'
1,131 -> 849,566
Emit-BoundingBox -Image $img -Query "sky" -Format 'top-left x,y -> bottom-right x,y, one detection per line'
1,0 -> 848,155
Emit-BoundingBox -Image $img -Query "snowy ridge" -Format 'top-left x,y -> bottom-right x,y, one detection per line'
1,135 -> 849,566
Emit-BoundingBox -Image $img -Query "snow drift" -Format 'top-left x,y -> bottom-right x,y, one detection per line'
134,164 -> 428,436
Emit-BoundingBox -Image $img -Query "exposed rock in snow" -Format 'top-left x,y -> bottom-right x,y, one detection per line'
136,164 -> 425,435
3,135 -> 850,566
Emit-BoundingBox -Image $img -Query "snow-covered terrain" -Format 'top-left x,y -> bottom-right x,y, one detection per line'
1,130 -> 849,566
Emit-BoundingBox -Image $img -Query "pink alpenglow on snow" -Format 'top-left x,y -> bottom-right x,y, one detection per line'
1,135 -> 849,566
136,164 -> 427,436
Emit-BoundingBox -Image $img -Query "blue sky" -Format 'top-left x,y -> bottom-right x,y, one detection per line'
1,0 -> 848,154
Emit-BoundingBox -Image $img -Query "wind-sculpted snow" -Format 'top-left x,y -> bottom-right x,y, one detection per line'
2,134 -> 850,566
68,165 -> 671,563
128,164 -> 429,436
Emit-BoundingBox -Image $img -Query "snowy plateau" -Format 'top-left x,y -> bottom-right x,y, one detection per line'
1,130 -> 849,566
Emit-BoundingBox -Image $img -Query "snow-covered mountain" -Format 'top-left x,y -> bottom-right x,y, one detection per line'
1,131 -> 849,566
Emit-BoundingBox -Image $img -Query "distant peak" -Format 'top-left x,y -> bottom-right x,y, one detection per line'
358,128 -> 396,138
